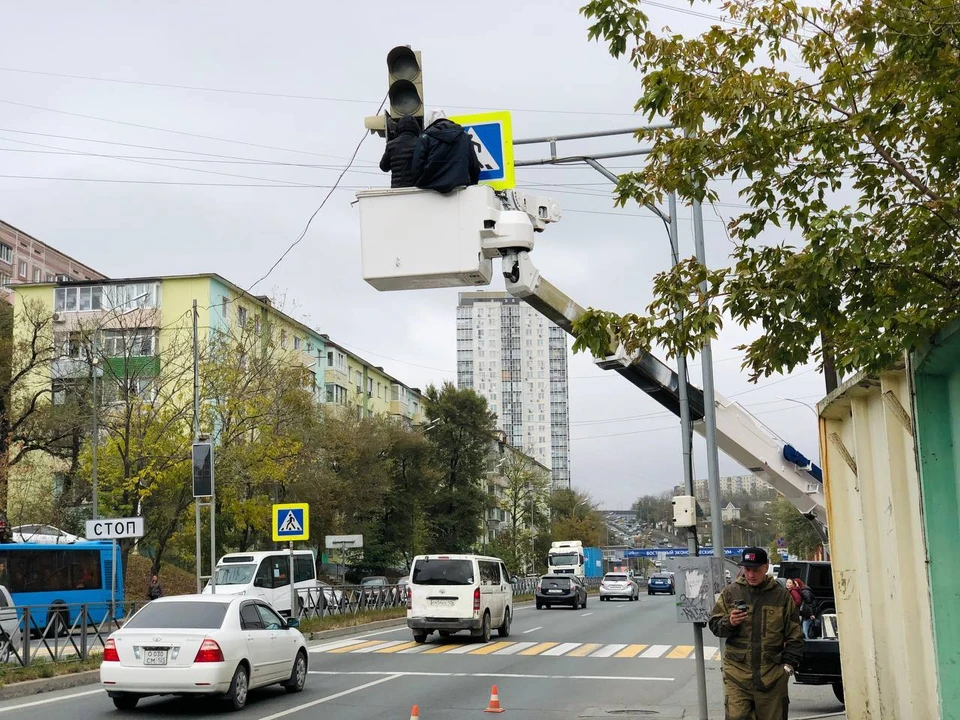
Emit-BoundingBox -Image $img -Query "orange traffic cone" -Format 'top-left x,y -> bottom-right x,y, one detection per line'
410,704 -> 420,720
484,685 -> 505,713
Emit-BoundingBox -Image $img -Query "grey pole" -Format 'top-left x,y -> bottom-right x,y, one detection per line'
193,300 -> 202,594
671,191 -> 709,720
91,358 -> 99,521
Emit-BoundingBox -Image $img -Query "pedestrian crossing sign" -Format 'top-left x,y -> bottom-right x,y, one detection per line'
448,111 -> 514,191
272,503 -> 309,542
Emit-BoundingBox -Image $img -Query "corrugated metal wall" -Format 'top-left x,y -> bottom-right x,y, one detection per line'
819,367 -> 939,719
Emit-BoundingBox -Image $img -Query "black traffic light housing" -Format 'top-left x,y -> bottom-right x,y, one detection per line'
365,45 -> 423,137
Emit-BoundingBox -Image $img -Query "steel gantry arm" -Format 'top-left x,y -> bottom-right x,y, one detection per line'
500,249 -> 828,531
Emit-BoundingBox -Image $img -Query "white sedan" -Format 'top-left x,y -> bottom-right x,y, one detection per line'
100,594 -> 308,711
12,524 -> 84,544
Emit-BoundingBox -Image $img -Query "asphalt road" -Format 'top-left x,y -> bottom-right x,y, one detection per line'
0,594 -> 847,719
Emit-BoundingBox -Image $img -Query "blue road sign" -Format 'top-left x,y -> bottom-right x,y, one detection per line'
624,547 -> 746,558
272,503 -> 309,542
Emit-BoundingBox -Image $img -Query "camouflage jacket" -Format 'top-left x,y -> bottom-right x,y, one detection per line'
709,575 -> 804,692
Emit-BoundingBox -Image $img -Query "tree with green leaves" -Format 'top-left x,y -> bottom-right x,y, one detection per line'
550,487 -> 606,549
493,452 -> 550,570
422,382 -> 497,553
771,496 -> 823,559
575,0 -> 960,381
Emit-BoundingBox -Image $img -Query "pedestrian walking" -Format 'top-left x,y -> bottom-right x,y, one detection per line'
795,578 -> 819,638
147,574 -> 163,601
709,547 -> 804,720
786,578 -> 802,608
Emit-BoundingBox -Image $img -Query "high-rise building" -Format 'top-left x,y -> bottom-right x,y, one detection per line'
456,292 -> 570,487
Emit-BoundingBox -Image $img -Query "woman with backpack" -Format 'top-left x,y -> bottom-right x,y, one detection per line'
794,578 -> 818,637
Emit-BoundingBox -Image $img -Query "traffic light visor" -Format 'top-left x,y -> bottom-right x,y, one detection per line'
387,46 -> 420,81
389,79 -> 422,116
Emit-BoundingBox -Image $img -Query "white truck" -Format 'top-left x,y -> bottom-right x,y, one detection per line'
547,541 -> 586,578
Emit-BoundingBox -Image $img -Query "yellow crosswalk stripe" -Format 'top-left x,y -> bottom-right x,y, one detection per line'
376,641 -> 419,654
519,642 -> 558,656
421,643 -> 462,654
615,644 -> 648,658
667,645 -> 694,659
329,640 -> 382,653
469,641 -> 515,655
566,643 -> 603,657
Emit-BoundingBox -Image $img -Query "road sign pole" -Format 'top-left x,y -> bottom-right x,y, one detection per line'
289,542 -> 296,619
111,539 -> 117,623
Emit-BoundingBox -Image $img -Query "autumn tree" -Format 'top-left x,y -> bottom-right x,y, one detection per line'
550,487 -> 606,549
493,453 -> 551,572
575,0 -> 960,381
771,496 -> 823,559
422,383 -> 496,553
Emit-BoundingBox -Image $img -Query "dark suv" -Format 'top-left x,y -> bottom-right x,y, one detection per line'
536,575 -> 588,610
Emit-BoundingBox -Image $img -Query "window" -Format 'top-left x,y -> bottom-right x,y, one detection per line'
51,378 -> 80,405
0,273 -> 10,289
254,316 -> 261,335
255,603 -> 285,630
237,306 -> 248,327
294,555 -> 315,583
32,268 -> 41,282
325,384 -> 348,404
479,561 -> 501,586
367,378 -> 373,395
280,330 -> 287,348
123,602 -> 227,630
101,329 -> 157,358
0,244 -> 11,264
239,603 -> 264,630
306,341 -> 313,354
221,297 -> 228,320
45,273 -> 53,282
1,549 -> 102,593
53,330 -> 83,358
293,336 -> 301,350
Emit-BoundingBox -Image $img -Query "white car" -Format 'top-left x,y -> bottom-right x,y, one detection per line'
599,572 -> 640,601
12,525 -> 84,544
100,594 -> 307,711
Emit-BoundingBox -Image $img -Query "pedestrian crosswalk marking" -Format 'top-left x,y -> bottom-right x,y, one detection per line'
279,510 -> 303,533
315,639 -> 725,660
641,645 -> 672,659
520,642 -> 558,656
471,641 -> 514,655
566,643 -> 603,657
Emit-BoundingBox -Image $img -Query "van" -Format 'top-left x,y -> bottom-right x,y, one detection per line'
203,550 -> 321,616
407,554 -> 515,644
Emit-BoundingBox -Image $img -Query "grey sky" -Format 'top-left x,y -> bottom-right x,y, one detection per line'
1,1 -> 825,508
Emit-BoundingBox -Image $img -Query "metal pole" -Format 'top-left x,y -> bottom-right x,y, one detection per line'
691,182 -> 726,561
289,542 -> 296,619
513,123 -> 674,145
91,361 -> 98,520
672,190 -> 709,720
111,539 -> 117,623
193,300 -> 202,594
210,483 -> 217,594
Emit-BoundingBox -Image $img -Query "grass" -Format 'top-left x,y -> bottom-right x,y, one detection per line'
298,608 -> 407,634
126,554 -> 200,599
0,656 -> 102,688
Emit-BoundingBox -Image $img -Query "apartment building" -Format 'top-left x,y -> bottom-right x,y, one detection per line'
320,336 -> 426,427
456,292 -> 571,487
483,430 -> 551,546
0,219 -> 105,298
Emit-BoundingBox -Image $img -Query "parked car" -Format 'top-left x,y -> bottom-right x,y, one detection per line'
99,594 -> 307,711
535,574 -> 587,610
406,554 -> 515,644
12,525 -> 84,544
647,572 -> 676,595
599,572 -> 639,601
359,576 -> 390,604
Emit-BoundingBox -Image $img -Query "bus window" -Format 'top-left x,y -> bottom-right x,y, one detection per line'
294,555 -> 315,584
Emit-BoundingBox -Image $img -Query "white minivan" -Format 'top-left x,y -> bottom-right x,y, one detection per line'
407,554 -> 515,644
203,550 -> 325,616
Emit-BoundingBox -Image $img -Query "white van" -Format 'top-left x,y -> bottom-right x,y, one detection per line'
203,550 -> 322,616
407,554 -> 515,644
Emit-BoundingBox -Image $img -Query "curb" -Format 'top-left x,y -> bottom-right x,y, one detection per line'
0,670 -> 101,701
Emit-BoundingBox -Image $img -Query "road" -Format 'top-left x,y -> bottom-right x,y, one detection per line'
0,594 -> 846,719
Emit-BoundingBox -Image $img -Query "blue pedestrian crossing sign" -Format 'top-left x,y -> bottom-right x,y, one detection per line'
448,111 -> 514,191
272,503 -> 309,542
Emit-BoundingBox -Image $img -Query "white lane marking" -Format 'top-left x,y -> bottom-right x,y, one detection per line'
0,689 -> 103,713
398,643 -> 432,654
307,625 -> 407,651
581,612 -> 594,617
256,674 -> 401,720
309,670 -> 674,682
639,644 -> 671,659
590,643 -> 628,658
705,646 -> 720,660
351,640 -> 406,654
493,641 -> 536,655
542,642 -> 582,657
309,637 -> 378,653
445,643 -> 483,654
522,626 -> 543,634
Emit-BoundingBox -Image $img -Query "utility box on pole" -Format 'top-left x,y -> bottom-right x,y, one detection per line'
673,556 -> 725,624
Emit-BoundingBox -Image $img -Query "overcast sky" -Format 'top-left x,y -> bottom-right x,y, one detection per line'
1,1 -> 827,508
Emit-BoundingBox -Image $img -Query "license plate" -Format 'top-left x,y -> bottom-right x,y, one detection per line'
429,599 -> 455,607
143,649 -> 168,666
548,589 -> 564,594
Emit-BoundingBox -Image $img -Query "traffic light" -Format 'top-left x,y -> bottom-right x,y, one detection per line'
364,45 -> 423,136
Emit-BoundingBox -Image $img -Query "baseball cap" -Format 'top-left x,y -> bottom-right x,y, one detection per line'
739,547 -> 769,568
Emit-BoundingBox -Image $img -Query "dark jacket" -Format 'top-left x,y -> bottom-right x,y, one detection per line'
379,115 -> 421,188
709,575 -> 804,692
147,582 -> 163,601
410,118 -> 481,194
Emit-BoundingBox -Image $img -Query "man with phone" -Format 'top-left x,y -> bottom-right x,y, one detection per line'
709,547 -> 803,719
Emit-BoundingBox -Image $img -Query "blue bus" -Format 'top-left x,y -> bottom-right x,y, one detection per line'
0,542 -> 125,633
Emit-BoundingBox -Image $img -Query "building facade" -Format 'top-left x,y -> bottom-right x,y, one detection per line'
483,431 -> 552,546
0,219 -> 105,298
456,292 -> 570,487
320,336 -> 425,426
